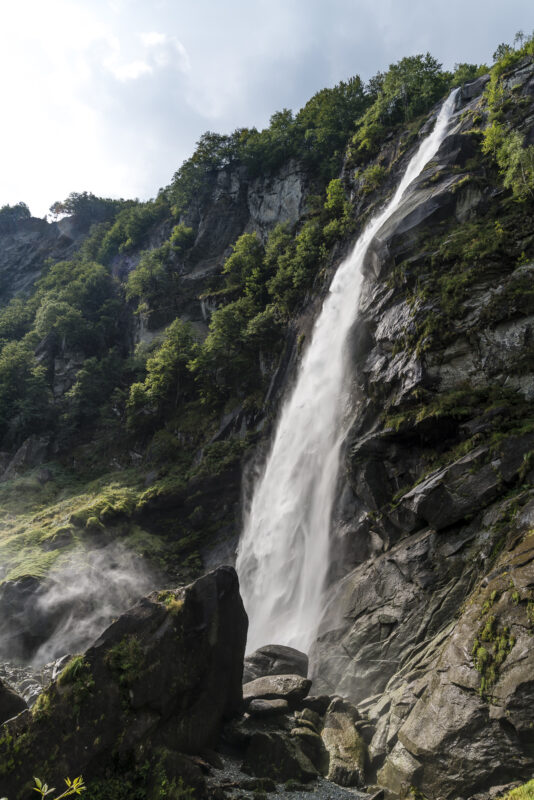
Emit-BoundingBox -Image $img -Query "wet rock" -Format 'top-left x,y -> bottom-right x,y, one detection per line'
301,695 -> 332,715
0,566 -> 247,796
321,698 -> 367,787
243,674 -> 312,707
243,644 -> 308,683
243,729 -> 318,783
247,698 -> 290,717
0,677 -> 27,724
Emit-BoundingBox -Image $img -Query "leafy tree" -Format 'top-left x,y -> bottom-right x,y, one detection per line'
189,295 -> 259,401
493,43 -> 513,63
34,260 -> 125,354
268,221 -> 322,313
0,338 -> 53,444
170,222 -> 195,254
353,53 -> 448,157
62,350 -> 124,429
126,319 -> 197,430
49,192 -> 126,228
451,63 -> 488,86
482,122 -> 534,201
0,201 -> 31,232
222,233 -> 264,293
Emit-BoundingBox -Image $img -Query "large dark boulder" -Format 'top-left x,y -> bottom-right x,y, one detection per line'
243,643 -> 309,683
0,678 -> 26,724
0,566 -> 247,798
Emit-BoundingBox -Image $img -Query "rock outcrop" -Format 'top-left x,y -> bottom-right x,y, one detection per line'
0,566 -> 247,798
0,678 -> 26,725
310,60 -> 534,798
243,643 -> 309,683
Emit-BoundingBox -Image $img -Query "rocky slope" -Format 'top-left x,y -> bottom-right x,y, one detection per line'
310,63 -> 534,797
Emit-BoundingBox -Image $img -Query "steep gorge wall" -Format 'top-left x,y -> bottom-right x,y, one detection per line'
309,65 -> 534,797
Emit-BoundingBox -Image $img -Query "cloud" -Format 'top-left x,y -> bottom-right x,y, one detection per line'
104,30 -> 191,82
0,0 -> 532,216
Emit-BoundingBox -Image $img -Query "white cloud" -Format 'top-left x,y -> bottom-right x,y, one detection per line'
0,0 -> 532,216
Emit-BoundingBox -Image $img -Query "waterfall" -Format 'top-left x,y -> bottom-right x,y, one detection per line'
236,90 -> 459,654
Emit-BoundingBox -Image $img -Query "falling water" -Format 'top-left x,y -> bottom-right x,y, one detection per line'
236,90 -> 459,653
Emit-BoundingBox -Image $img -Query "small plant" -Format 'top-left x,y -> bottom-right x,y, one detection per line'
32,775 -> 85,799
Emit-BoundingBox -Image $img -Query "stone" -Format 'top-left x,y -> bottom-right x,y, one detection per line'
0,567 -> 247,796
300,695 -> 331,715
243,674 -> 312,707
243,643 -> 308,683
243,729 -> 318,783
0,678 -> 27,724
320,699 -> 367,787
247,698 -> 290,717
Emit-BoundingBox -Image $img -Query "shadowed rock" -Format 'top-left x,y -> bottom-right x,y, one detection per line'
0,678 -> 26,725
243,643 -> 308,683
0,566 -> 247,798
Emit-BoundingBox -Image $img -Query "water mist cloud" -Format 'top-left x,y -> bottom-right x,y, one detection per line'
0,544 -> 158,667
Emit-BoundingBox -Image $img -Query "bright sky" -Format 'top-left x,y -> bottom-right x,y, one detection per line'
1,0 -> 532,217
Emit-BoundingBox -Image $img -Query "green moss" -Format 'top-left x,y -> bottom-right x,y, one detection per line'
106,635 -> 145,686
157,590 -> 185,616
472,609 -> 515,700
58,655 -> 91,686
502,780 -> 534,800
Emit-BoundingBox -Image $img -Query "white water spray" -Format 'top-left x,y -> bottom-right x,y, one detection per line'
237,91 -> 459,653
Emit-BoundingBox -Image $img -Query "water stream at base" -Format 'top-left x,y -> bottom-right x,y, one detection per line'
236,90 -> 459,654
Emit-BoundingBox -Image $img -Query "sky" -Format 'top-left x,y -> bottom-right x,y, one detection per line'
0,0 -> 532,217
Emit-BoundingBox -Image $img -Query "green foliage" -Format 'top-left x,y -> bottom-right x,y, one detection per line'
57,656 -> 95,716
168,74 -> 369,210
169,223 -> 195,254
95,199 -> 168,265
450,62 -> 487,87
32,775 -> 86,800
0,337 -> 53,445
126,319 -> 197,431
189,295 -> 263,401
57,656 -> 90,687
34,259 -> 124,355
472,602 -> 516,700
501,780 -> 534,800
0,297 -> 34,342
357,163 -> 387,195
267,220 -> 322,313
482,121 -> 534,201
0,201 -> 31,232
353,53 -> 448,157
105,635 -> 145,686
62,350 -> 124,430
49,191 -> 126,229
222,233 -> 265,294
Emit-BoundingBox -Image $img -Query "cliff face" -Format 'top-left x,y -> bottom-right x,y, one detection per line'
310,65 -> 534,797
0,53 -> 533,800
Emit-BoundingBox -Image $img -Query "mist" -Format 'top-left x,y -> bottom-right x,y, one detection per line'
0,543 -> 158,667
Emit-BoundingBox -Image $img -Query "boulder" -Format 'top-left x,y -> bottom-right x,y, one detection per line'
247,698 -> 289,717
320,698 -> 367,787
242,674 -> 312,707
0,678 -> 27,724
243,643 -> 308,683
243,729 -> 318,782
0,566 -> 248,797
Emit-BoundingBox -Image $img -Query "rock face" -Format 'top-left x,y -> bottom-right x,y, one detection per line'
0,678 -> 26,724
243,644 -> 309,683
243,674 -> 312,708
309,59 -> 534,798
0,567 -> 247,797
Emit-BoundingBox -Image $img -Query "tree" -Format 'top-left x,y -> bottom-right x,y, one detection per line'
126,319 -> 197,429
0,201 -> 31,231
222,233 -> 264,293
